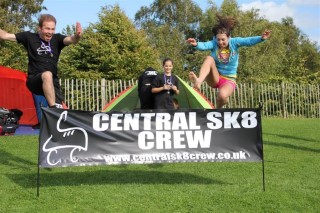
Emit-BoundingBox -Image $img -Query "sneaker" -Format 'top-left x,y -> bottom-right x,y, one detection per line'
49,103 -> 63,108
55,103 -> 63,108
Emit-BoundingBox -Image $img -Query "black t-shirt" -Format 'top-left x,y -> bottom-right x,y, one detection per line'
15,31 -> 67,78
138,69 -> 158,92
138,68 -> 158,109
151,73 -> 179,109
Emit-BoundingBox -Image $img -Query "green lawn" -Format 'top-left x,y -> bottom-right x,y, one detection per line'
0,118 -> 319,212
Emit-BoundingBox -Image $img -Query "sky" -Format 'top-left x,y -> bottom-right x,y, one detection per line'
42,0 -> 320,44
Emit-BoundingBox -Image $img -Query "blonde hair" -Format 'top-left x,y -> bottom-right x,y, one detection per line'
38,14 -> 56,27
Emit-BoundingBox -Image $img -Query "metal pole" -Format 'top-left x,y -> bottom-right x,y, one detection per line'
259,102 -> 266,191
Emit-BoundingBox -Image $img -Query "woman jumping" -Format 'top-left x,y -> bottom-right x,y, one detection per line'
187,15 -> 271,108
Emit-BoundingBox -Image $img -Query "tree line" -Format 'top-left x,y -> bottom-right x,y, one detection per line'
0,0 -> 319,84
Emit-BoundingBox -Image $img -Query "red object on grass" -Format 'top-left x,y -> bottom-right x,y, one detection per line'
0,66 -> 38,125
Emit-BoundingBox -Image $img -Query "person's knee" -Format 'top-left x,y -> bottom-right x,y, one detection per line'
218,96 -> 228,105
217,91 -> 229,104
204,56 -> 215,63
41,71 -> 53,82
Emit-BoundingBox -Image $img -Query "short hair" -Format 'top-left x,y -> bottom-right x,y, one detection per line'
162,58 -> 173,66
38,14 -> 56,27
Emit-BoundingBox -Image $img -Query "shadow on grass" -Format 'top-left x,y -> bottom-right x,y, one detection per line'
0,149 -> 36,170
264,132 -> 319,143
7,169 -> 224,188
263,140 -> 320,153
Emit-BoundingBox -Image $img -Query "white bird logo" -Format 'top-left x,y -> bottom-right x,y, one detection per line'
42,111 -> 89,166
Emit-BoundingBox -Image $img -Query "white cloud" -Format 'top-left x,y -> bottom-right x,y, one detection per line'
240,1 -> 294,22
288,0 -> 320,6
240,1 -> 320,44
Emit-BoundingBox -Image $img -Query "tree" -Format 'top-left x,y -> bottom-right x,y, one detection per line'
144,23 -> 187,77
0,0 -> 44,30
59,5 -> 160,80
0,0 -> 44,71
134,0 -> 203,78
135,0 -> 202,38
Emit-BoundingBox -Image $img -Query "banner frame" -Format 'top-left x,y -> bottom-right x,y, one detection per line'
36,107 -> 266,196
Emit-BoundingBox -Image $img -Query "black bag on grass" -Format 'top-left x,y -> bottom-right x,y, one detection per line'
0,107 -> 23,135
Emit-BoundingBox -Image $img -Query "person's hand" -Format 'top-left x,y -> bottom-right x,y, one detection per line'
163,84 -> 171,90
261,30 -> 271,40
75,22 -> 82,38
64,22 -> 82,45
186,38 -> 197,46
171,85 -> 178,91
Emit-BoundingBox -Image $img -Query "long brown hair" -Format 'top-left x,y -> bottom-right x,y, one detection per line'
212,15 -> 237,37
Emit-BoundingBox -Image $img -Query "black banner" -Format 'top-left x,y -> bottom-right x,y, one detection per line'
39,108 -> 263,167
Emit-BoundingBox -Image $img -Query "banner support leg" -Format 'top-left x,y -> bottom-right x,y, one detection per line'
37,116 -> 42,197
259,102 -> 266,191
37,162 -> 40,197
262,159 -> 265,191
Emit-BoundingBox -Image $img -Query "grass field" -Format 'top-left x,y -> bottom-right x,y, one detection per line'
0,118 -> 319,212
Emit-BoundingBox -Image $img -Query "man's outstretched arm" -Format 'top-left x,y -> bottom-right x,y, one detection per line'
63,22 -> 82,45
0,29 -> 17,42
